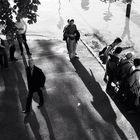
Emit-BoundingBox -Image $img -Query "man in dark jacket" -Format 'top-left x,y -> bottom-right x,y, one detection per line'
23,59 -> 46,114
0,38 -> 8,68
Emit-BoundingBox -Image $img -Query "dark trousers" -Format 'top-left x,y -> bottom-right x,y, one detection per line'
25,88 -> 44,112
66,39 -> 69,52
0,48 -> 8,68
106,74 -> 114,89
17,34 -> 30,54
9,44 -> 16,59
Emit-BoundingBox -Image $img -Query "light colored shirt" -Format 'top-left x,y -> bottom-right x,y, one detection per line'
15,19 -> 27,34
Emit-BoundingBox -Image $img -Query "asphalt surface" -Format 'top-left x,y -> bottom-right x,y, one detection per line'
0,38 -> 139,140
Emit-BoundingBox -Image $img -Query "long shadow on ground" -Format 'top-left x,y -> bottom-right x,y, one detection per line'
71,58 -> 128,140
13,61 -> 42,140
36,39 -> 128,139
106,84 -> 140,139
0,67 -> 31,140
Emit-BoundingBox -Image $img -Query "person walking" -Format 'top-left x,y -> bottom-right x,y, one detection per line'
6,31 -> 18,61
0,37 -> 8,68
126,58 -> 140,112
23,59 -> 46,114
15,16 -> 32,56
63,19 -> 70,53
64,19 -> 79,60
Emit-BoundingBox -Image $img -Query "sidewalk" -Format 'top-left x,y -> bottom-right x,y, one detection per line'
0,38 -> 139,140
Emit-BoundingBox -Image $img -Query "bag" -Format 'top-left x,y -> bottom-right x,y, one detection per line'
75,30 -> 80,42
63,32 -> 67,41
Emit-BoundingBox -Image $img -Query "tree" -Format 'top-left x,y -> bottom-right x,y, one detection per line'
0,0 -> 40,35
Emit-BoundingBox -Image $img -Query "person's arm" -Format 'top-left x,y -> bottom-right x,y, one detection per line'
22,19 -> 27,33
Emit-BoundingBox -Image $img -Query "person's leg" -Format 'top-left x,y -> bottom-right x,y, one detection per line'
0,55 -> 3,67
126,90 -> 138,113
73,40 -> 77,56
0,49 -> 4,67
37,88 -> 44,107
17,36 -> 24,55
66,39 -> 69,53
22,34 -> 31,55
10,44 -> 17,61
3,49 -> 8,68
25,91 -> 34,112
68,38 -> 73,59
70,39 -> 76,59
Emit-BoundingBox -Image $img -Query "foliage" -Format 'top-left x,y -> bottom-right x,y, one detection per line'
0,0 -> 41,35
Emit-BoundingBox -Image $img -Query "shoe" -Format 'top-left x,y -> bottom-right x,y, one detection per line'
74,56 -> 79,59
11,57 -> 18,61
22,110 -> 30,114
37,104 -> 43,108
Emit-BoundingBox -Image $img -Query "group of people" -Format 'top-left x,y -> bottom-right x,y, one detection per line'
63,19 -> 140,112
0,15 -> 32,69
99,38 -> 140,112
63,19 -> 80,60
1,17 -> 140,114
0,15 -> 46,115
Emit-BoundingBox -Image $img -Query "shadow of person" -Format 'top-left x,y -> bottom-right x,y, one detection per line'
11,56 -> 42,140
40,105 -> 56,140
71,58 -> 128,140
24,111 -> 42,140
0,68 -> 31,140
81,0 -> 90,11
121,17 -> 134,46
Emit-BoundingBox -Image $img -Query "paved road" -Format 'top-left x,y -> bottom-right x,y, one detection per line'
0,38 -> 139,140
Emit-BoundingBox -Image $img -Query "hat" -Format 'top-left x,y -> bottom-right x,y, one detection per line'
113,37 -> 122,44
134,58 -> 140,67
125,52 -> 133,60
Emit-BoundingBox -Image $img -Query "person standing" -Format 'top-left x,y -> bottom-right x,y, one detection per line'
105,47 -> 122,91
6,32 -> 18,61
0,38 -> 8,68
15,16 -> 32,56
64,19 -> 78,60
23,59 -> 46,114
63,19 -> 70,53
126,58 -> 140,111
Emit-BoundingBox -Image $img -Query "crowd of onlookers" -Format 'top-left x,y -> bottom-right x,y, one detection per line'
99,38 -> 140,112
1,17 -> 140,113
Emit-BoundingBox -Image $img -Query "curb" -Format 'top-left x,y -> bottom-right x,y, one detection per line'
80,38 -> 106,71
